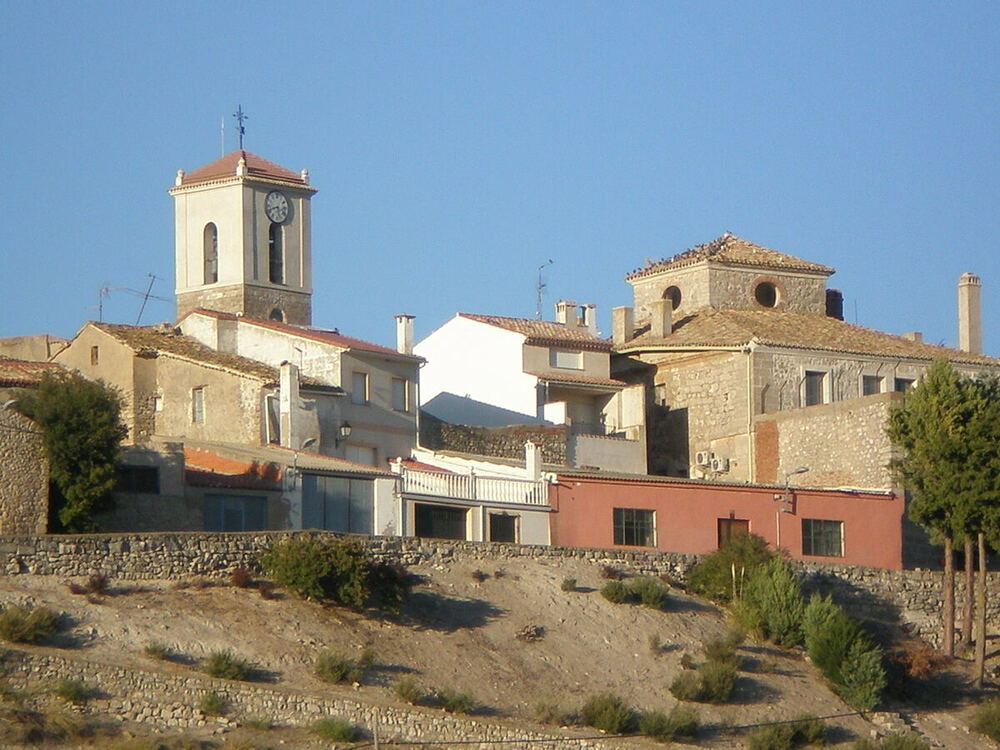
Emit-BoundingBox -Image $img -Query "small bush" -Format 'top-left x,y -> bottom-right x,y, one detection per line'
198,691 -> 226,716
55,679 -> 91,704
697,659 -> 737,703
600,564 -> 625,580
435,688 -> 477,714
972,698 -> 1000,742
0,604 -> 59,643
580,692 -> 635,734
804,597 -> 862,684
561,577 -> 577,592
639,705 -> 698,742
670,671 -> 703,701
229,568 -> 253,588
688,533 -> 774,602
493,568 -> 505,578
533,700 -> 572,726
358,645 -> 376,669
878,734 -> 931,750
703,631 -> 743,668
314,650 -> 365,684
833,637 -> 885,711
312,717 -> 358,742
202,650 -> 252,681
600,580 -> 635,604
86,571 -> 110,595
679,651 -> 697,669
144,642 -> 170,660
732,596 -> 765,636
788,714 -> 825,745
741,558 -> 804,647
394,677 -> 423,704
747,723 -> 795,750
470,569 -> 489,582
895,640 -> 949,680
257,581 -> 277,600
243,715 -> 274,730
629,576 -> 669,609
648,632 -> 662,654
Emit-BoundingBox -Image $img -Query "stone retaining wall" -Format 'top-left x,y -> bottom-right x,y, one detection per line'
0,531 -> 995,646
1,648 -> 612,749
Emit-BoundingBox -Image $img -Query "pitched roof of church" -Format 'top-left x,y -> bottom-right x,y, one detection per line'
625,233 -> 835,281
458,313 -> 612,352
0,357 -> 64,387
182,309 -> 421,361
178,150 -> 309,187
618,308 -> 999,365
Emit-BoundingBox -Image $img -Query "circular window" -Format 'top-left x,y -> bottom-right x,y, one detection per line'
754,281 -> 778,308
269,308 -> 285,322
663,286 -> 682,310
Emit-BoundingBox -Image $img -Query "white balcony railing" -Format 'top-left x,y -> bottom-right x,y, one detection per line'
399,468 -> 548,506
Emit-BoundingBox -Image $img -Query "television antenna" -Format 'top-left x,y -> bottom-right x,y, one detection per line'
535,259 -> 554,320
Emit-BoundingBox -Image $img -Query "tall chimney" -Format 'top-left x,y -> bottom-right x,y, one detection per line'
395,314 -> 414,355
649,299 -> 673,339
611,306 -> 635,346
555,300 -> 577,326
279,362 -> 300,450
579,303 -> 597,334
958,272 -> 982,354
525,441 -> 541,481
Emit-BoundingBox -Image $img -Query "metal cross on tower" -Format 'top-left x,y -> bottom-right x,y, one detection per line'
233,105 -> 248,149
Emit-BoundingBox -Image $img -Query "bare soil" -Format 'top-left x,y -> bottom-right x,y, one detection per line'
0,555 -> 995,748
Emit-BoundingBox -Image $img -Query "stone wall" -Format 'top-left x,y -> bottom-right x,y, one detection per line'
1,648 -> 609,748
0,531 -> 993,647
0,410 -> 48,534
420,414 -> 567,464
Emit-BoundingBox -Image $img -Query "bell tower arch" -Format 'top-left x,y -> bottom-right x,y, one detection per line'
169,150 -> 318,325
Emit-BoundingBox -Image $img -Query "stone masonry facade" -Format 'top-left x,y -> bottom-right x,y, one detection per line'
0,410 -> 47,534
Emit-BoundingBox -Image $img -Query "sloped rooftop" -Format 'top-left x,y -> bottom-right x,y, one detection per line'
176,150 -> 312,188
625,233 -> 834,281
459,314 -> 612,352
0,357 -> 65,387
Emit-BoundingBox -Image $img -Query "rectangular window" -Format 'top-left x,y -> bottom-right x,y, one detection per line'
717,518 -> 749,548
152,395 -> 163,412
862,375 -> 883,396
895,377 -> 915,393
116,465 -> 160,494
90,346 -> 99,365
613,508 -> 655,547
265,395 -> 280,444
801,518 -> 844,557
804,371 -> 826,406
351,372 -> 369,405
489,513 -> 518,543
391,377 -> 409,412
550,349 -> 583,369
191,387 -> 205,423
300,474 -> 373,534
414,503 -> 468,540
203,494 -> 267,532
345,444 -> 378,466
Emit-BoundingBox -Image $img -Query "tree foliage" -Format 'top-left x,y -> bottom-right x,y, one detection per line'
15,372 -> 126,532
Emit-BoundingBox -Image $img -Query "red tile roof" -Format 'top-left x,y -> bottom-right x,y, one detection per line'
619,308 -> 1000,365
182,309 -> 421,360
526,371 -> 626,389
625,233 -> 834,281
178,150 -> 310,188
0,357 -> 65,387
459,313 -> 612,352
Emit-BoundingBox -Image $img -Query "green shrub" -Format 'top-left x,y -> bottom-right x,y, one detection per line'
688,533 -> 774,601
312,717 -> 358,742
435,688 -> 477,714
697,659 -> 737,703
679,651 -> 697,669
55,679 -> 91,704
834,637 -> 885,711
703,630 -> 743,667
648,632 -> 662,654
639,704 -> 699,742
0,604 -> 59,643
741,558 -> 804,647
580,692 -> 635,734
393,677 -> 423,704
600,580 -> 635,604
972,698 -> 1000,742
198,691 -> 226,716
805,602 -> 862,684
243,715 -> 274,730
748,723 -> 796,750
879,733 -> 931,750
600,564 -> 625,580
629,576 -> 669,609
314,650 -> 365,684
788,714 -> 825,745
201,650 -> 253,681
259,536 -> 369,607
533,700 -> 572,726
144,642 -> 170,660
731,596 -> 765,636
669,670 -> 703,701
561,577 -> 577,592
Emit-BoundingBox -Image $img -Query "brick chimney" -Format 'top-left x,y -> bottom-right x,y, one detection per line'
611,306 -> 635,346
555,300 -> 577,326
649,299 -> 673,339
395,314 -> 414,355
958,272 -> 982,354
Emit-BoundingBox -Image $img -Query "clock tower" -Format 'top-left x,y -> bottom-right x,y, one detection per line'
169,150 -> 318,325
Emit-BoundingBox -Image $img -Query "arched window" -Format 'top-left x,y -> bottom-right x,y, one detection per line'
203,223 -> 218,284
269,308 -> 284,322
268,223 -> 284,284
663,285 -> 682,310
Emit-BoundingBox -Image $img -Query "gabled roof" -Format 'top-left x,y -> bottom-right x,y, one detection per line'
183,439 -> 393,478
0,357 -> 65,387
182,309 -> 422,362
458,313 -> 612,352
618,308 -> 1000,365
175,150 -> 312,189
625,233 -> 835,281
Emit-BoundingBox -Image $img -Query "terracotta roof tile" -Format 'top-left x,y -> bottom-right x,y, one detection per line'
625,233 -> 834,281
182,439 -> 393,477
0,357 -> 65,387
459,313 -> 612,352
619,308 -> 1000,365
525,371 -> 626,388
178,150 -> 310,187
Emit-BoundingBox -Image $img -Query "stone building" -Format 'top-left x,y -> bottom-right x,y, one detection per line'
613,233 -> 999,489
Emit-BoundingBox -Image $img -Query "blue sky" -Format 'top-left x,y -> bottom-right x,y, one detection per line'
2,2 -> 997,355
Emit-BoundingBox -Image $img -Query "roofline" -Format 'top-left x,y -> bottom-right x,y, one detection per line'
168,175 -> 319,194
457,313 -> 613,352
625,256 -> 835,282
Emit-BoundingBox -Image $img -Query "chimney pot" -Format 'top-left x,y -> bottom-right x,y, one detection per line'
958,272 -> 982,354
650,300 -> 673,339
579,303 -> 597,334
555,300 -> 577,326
611,306 -> 635,346
395,314 -> 415,355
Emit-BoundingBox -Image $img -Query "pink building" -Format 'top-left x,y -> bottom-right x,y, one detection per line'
550,471 -> 904,569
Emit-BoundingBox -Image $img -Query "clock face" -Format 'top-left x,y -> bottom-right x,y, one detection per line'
265,191 -> 289,223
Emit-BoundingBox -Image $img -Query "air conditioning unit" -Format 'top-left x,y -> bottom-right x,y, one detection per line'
711,457 -> 730,473
695,450 -> 712,467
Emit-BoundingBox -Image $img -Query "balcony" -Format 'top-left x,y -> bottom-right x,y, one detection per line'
399,468 -> 548,506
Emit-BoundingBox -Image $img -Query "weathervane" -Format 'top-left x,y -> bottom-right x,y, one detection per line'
233,105 -> 248,149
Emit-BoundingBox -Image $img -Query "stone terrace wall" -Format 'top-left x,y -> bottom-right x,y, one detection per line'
2,647 -> 611,748
0,410 -> 48,535
0,531 -> 995,646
